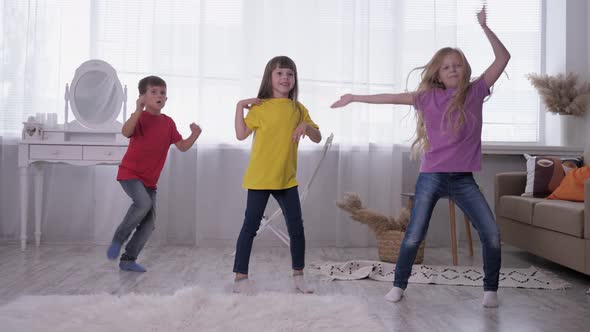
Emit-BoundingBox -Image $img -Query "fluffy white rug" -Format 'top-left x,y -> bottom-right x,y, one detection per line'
310,260 -> 570,290
0,286 -> 383,332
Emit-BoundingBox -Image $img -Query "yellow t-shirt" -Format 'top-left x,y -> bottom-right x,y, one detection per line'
242,98 -> 319,190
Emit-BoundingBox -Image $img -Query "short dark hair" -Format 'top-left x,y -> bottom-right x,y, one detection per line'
138,76 -> 166,95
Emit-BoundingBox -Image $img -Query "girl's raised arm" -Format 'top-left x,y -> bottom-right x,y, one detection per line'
235,98 -> 260,140
478,6 -> 511,87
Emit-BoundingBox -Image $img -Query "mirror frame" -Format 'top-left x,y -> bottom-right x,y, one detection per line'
69,60 -> 123,130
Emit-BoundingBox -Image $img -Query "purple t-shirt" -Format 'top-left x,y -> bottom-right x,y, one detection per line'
413,77 -> 490,172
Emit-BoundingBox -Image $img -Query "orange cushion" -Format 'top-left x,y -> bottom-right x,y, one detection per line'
547,165 -> 590,202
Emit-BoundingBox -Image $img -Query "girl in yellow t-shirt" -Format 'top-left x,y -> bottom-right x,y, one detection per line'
233,56 -> 322,295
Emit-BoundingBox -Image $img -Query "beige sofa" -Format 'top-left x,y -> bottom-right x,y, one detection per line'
494,146 -> 590,275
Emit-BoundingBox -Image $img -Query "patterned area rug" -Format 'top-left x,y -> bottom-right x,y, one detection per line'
0,286 -> 384,332
310,260 -> 570,290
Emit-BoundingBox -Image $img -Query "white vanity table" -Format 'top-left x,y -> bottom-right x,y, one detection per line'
18,60 -> 128,251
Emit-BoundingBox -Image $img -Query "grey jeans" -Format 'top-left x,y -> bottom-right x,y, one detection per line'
112,179 -> 156,261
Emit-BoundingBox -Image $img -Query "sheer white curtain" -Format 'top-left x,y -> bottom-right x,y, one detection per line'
0,0 -> 540,247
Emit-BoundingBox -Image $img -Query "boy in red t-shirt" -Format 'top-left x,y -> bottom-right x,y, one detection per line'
107,76 -> 202,272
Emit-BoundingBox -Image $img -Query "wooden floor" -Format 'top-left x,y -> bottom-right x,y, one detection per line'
1,242 -> 589,332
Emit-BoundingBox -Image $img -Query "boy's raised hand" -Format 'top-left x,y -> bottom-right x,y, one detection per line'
477,5 -> 487,27
190,123 -> 202,136
331,94 -> 354,108
239,98 -> 262,109
136,95 -> 146,112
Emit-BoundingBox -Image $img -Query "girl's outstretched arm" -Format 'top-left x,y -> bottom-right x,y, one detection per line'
478,6 -> 511,87
330,92 -> 415,108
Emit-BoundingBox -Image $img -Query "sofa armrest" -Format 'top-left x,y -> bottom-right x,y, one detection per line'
585,179 -> 590,239
494,172 -> 527,210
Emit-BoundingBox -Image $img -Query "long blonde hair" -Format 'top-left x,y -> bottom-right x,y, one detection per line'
411,47 -> 473,158
257,56 -> 302,122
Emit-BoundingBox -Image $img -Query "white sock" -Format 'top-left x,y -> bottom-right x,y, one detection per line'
384,287 -> 404,302
232,278 -> 258,296
293,275 -> 314,294
482,291 -> 499,308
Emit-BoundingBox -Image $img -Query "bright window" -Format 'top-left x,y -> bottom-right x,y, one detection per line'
0,0 -> 542,144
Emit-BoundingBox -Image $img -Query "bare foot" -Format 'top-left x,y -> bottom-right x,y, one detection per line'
232,278 -> 258,296
293,275 -> 314,294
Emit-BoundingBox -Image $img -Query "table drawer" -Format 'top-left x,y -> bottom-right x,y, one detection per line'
83,146 -> 126,161
30,145 -> 83,160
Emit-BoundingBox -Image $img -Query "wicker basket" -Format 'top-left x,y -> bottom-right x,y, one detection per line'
376,230 -> 425,264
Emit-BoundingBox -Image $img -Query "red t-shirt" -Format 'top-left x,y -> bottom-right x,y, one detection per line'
117,111 -> 182,189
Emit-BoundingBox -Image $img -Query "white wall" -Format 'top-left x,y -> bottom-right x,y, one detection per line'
587,0 -> 590,141
545,0 -> 589,147
566,0 -> 590,146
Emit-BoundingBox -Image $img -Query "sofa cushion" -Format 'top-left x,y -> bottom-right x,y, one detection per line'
523,154 -> 582,197
547,165 -> 590,202
498,196 -> 544,225
533,200 -> 585,237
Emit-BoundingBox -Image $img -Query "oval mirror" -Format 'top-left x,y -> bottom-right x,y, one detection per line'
69,60 -> 123,129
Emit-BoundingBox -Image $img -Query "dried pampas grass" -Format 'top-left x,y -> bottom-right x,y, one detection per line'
336,192 -> 410,234
336,192 -> 422,263
527,73 -> 590,116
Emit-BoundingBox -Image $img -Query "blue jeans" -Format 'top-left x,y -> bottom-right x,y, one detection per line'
394,172 -> 501,291
233,186 -> 306,274
112,179 -> 157,262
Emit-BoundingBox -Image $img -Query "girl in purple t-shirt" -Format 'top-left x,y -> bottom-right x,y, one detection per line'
331,6 -> 510,308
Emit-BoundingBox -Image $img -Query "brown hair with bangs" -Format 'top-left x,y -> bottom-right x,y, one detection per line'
257,56 -> 302,120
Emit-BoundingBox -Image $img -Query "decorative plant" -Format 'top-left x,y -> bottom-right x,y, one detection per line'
336,192 -> 410,233
337,192 -> 424,264
527,72 -> 590,116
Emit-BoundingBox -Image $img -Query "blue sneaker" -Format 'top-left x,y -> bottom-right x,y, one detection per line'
119,261 -> 147,273
106,241 -> 121,260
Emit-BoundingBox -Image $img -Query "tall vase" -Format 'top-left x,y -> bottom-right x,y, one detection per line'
559,114 -> 583,147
